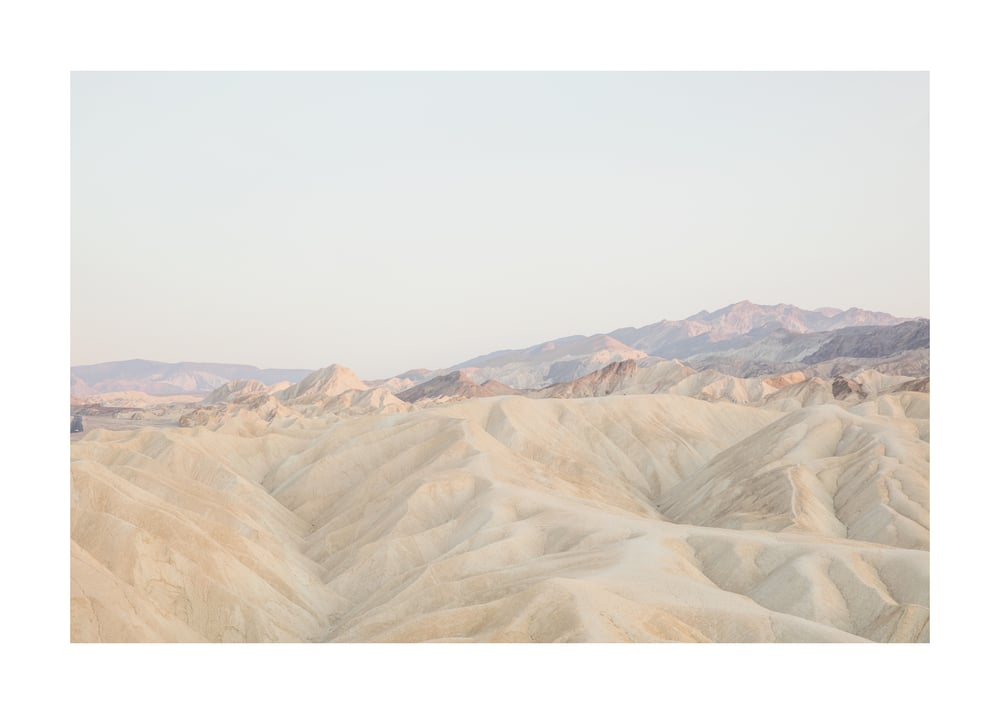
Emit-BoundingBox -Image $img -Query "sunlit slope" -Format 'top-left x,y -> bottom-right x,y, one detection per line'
661,404 -> 929,549
71,427 -> 334,641
71,394 -> 928,642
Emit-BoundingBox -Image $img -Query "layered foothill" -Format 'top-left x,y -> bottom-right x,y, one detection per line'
397,371 -> 523,404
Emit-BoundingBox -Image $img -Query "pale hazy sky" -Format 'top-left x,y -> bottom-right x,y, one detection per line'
71,72 -> 928,379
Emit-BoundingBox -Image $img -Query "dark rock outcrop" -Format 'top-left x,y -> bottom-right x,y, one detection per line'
397,371 -> 521,403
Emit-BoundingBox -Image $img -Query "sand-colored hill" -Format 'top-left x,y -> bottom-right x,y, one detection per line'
202,379 -> 270,405
307,387 -> 413,417
71,392 -> 928,642
661,403 -> 929,548
275,364 -> 370,405
178,392 -> 294,429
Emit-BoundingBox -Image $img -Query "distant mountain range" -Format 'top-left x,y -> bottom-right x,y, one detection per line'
681,318 -> 929,377
608,300 -> 906,359
70,359 -> 313,396
446,301 -> 919,386
71,301 -> 927,395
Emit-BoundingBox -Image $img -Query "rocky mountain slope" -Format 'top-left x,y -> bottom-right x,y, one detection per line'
450,334 -> 648,389
404,302 -> 925,390
608,301 -> 906,360
397,371 -> 522,404
682,319 -> 929,377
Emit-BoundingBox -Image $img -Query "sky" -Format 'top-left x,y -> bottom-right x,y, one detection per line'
71,72 -> 928,379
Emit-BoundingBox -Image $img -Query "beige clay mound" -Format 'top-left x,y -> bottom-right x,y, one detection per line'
71,393 -> 929,642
